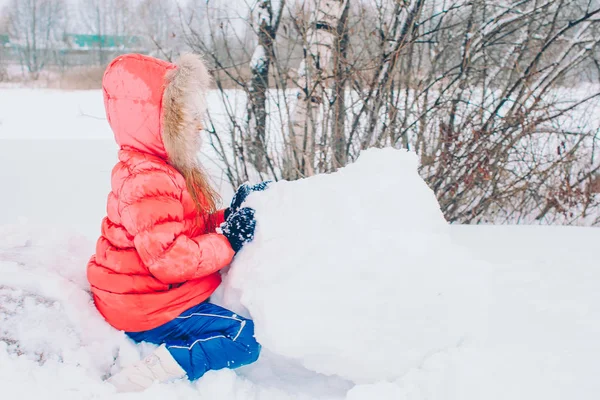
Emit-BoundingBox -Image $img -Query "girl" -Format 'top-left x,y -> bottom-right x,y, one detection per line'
87,53 -> 266,392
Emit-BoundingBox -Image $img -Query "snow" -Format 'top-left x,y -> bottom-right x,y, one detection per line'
217,148 -> 491,383
0,89 -> 108,139
1,89 -> 600,399
250,45 -> 267,72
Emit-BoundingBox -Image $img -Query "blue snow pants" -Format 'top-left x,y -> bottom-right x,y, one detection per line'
126,302 -> 261,380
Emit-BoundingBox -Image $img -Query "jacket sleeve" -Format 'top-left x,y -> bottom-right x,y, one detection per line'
118,169 -> 235,285
211,209 -> 228,228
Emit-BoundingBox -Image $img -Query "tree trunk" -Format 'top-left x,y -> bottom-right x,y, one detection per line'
286,0 -> 348,179
246,0 -> 284,174
330,0 -> 350,170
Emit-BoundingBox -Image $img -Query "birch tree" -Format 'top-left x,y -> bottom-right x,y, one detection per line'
179,0 -> 600,225
286,0 -> 349,179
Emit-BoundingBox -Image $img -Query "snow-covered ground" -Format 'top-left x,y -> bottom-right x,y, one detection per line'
1,89 -> 599,399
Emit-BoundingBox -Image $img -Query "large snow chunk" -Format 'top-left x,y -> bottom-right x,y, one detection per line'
219,148 -> 491,383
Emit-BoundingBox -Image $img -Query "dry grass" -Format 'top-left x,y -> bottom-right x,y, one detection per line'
0,65 -> 106,90
0,65 -> 8,82
49,66 -> 106,90
2,64 -> 294,90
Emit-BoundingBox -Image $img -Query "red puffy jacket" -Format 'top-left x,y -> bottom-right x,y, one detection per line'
87,53 -> 234,332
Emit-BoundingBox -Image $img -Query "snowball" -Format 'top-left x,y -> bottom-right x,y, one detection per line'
219,148 -> 491,383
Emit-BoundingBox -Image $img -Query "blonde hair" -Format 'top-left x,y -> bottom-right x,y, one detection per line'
160,53 -> 220,218
181,164 -> 220,215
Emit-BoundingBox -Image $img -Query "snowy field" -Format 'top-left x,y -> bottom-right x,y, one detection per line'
1,89 -> 599,399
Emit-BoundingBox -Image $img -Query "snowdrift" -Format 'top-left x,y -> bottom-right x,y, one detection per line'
217,148 -> 492,383
1,126 -> 599,399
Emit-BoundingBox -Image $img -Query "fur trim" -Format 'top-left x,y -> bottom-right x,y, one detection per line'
162,53 -> 212,172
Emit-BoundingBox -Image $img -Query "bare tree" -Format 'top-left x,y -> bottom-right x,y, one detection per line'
330,0 -> 351,169
3,0 -> 67,78
246,0 -> 286,173
136,0 -> 182,61
77,0 -> 135,64
178,0 -> 600,225
287,0 -> 349,178
0,15 -> 8,80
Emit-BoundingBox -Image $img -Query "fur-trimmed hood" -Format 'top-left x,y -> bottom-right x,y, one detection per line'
102,53 -> 211,170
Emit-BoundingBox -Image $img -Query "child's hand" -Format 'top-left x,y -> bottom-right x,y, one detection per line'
228,181 -> 272,217
221,207 -> 257,253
